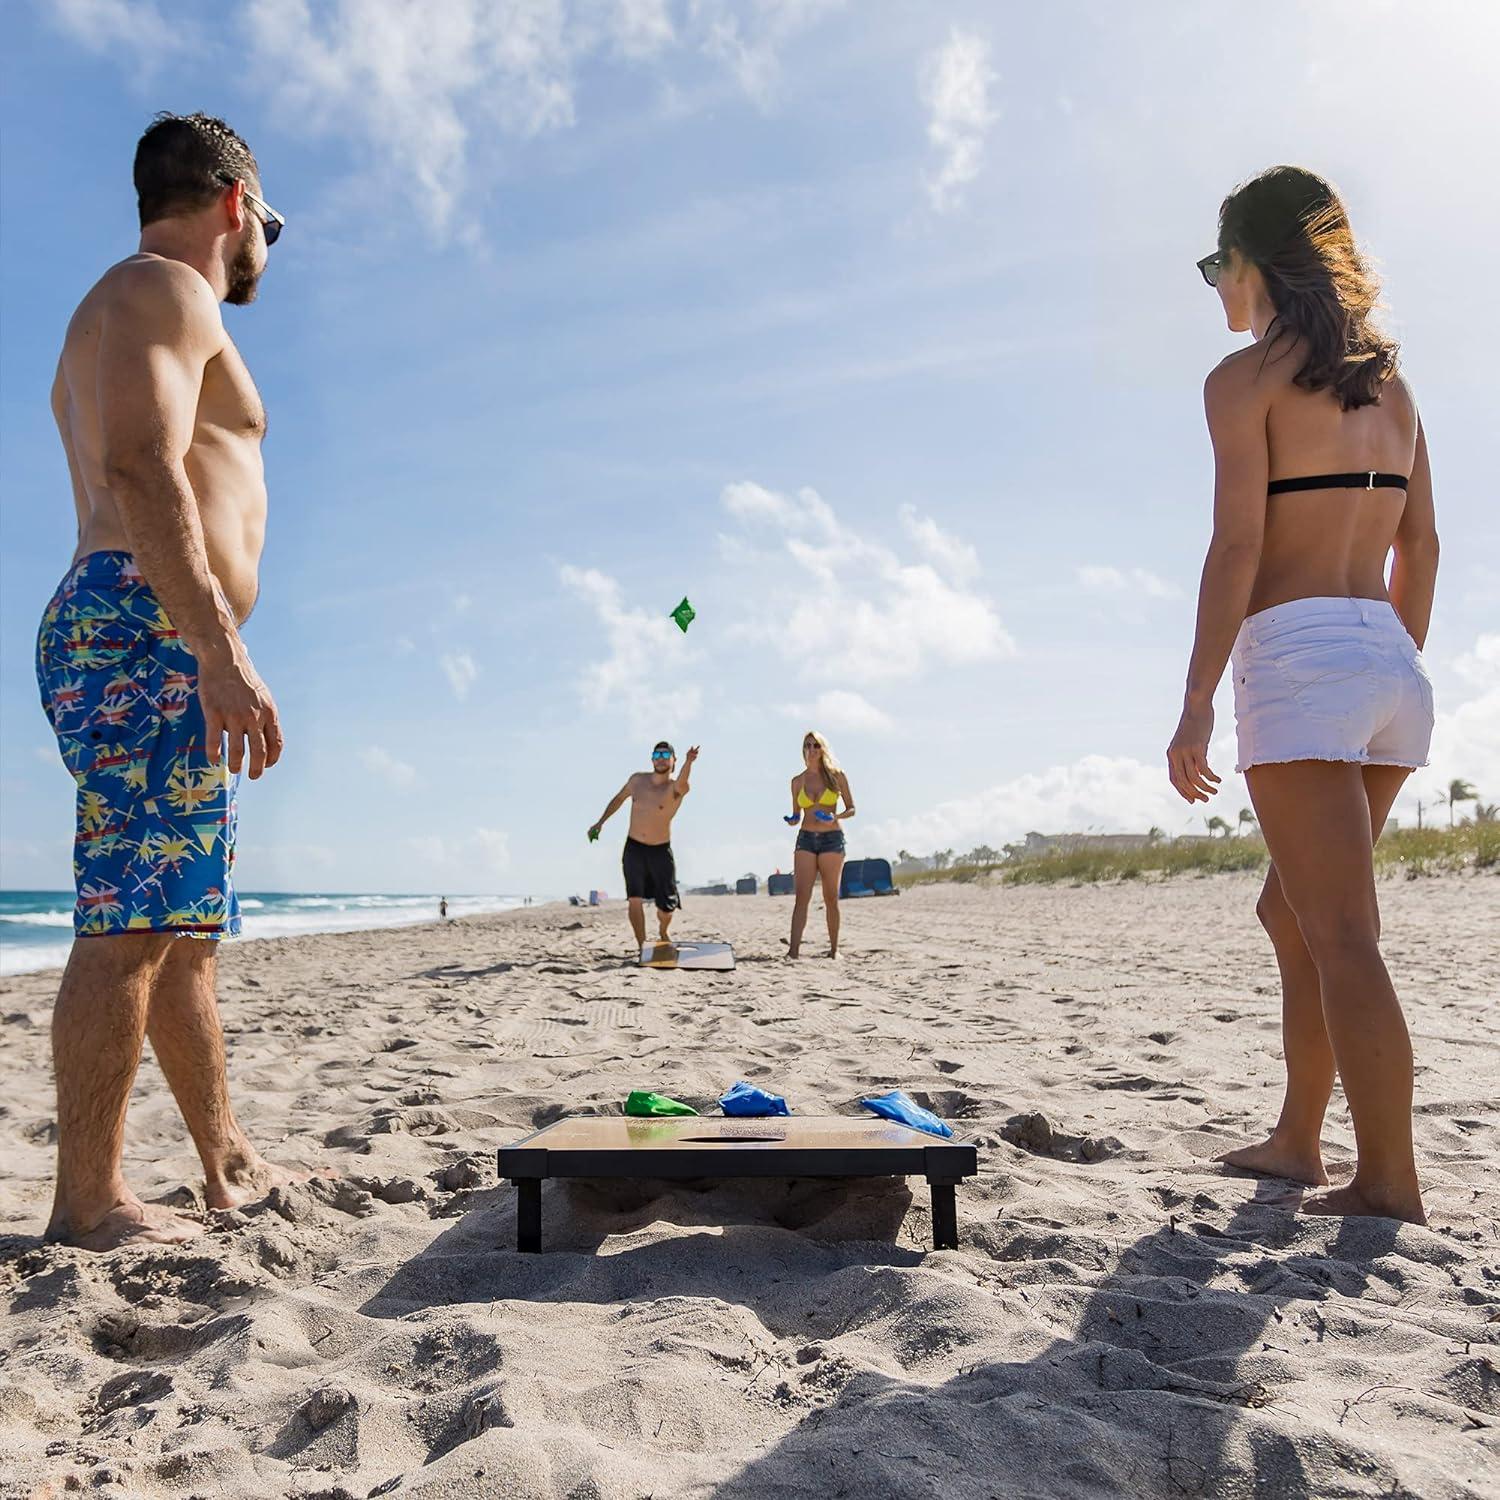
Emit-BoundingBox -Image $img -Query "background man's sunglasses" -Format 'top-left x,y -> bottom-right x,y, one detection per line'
1196,252 -> 1223,288
218,173 -> 284,246
650,751 -> 673,761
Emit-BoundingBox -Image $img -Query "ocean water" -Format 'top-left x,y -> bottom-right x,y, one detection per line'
0,891 -> 531,976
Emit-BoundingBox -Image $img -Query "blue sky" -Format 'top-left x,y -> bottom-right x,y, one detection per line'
2,0 -> 1497,896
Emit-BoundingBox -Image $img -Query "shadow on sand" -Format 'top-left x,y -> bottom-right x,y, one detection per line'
359,1168 -> 1409,1496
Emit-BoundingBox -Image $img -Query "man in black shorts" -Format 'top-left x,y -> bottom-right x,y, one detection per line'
589,741 -> 699,949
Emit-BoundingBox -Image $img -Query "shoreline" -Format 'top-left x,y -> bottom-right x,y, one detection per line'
0,893 -> 556,979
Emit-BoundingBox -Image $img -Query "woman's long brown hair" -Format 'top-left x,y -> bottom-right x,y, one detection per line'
1218,166 -> 1398,410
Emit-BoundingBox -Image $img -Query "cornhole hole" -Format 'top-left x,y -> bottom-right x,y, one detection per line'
639,940 -> 735,970
496,1116 -> 979,1253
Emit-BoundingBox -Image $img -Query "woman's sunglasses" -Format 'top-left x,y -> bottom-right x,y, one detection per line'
218,173 -> 285,246
1196,252 -> 1224,288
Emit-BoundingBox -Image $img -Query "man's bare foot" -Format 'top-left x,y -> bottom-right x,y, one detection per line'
1218,1136 -> 1328,1186
46,1197 -> 204,1252
1301,1181 -> 1426,1225
204,1152 -> 336,1210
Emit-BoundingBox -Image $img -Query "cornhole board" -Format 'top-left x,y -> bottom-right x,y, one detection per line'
497,1116 -> 979,1253
639,940 -> 735,970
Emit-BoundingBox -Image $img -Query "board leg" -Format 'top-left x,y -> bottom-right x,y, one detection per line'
929,1179 -> 958,1251
517,1179 -> 542,1253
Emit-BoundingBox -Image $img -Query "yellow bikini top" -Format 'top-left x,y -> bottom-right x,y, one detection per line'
797,782 -> 839,809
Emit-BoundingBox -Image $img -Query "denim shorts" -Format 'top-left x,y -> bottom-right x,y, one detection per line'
795,828 -> 846,857
1230,596 -> 1434,774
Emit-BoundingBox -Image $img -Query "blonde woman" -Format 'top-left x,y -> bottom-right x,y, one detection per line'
786,730 -> 855,959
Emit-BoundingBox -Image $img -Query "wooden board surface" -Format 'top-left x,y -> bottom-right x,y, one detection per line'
507,1115 -> 948,1153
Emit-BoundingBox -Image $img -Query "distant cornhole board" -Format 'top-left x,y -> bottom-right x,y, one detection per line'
639,940 -> 735,971
497,1116 -> 979,1253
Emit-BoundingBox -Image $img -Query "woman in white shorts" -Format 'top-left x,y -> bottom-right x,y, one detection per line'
1167,166 -> 1438,1225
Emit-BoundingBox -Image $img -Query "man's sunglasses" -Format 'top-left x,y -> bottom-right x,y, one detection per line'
1196,252 -> 1224,288
650,750 -> 673,761
218,173 -> 284,246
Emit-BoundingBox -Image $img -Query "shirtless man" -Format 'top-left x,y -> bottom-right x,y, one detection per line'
35,113 -> 300,1250
588,742 -> 700,949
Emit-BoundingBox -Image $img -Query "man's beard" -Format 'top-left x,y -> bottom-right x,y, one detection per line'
225,236 -> 262,306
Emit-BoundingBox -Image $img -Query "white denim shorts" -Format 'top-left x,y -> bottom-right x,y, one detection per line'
1230,596 -> 1434,774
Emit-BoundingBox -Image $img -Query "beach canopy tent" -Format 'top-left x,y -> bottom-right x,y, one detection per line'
735,876 -> 758,896
766,873 -> 794,896
865,858 -> 899,895
498,1116 -> 978,1252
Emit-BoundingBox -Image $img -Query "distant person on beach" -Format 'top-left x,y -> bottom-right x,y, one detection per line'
1167,166 -> 1437,1224
787,730 -> 855,959
34,114 -> 314,1250
439,897 -> 448,920
588,742 -> 699,950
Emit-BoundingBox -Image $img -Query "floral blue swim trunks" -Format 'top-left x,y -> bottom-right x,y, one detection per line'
35,551 -> 240,939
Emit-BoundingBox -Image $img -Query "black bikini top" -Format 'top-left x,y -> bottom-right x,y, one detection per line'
1266,471 -> 1408,495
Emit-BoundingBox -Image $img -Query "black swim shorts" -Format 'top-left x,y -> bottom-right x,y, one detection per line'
623,836 -> 680,911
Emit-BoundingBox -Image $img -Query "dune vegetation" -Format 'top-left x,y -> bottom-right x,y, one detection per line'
896,819 -> 1497,888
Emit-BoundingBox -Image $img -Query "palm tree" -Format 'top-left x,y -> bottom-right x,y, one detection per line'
1206,815 -> 1230,839
1236,807 -> 1258,837
897,849 -> 914,865
931,848 -> 953,870
1146,826 -> 1164,845
966,844 -> 999,866
1436,778 -> 1478,827
1476,802 -> 1498,824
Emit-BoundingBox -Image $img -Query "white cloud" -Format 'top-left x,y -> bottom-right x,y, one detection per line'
359,745 -> 419,789
603,0 -> 676,58
473,826 -> 512,872
697,0 -> 845,106
559,564 -> 703,732
441,651 -> 480,700
921,29 -> 996,212
1076,564 -> 1182,601
243,0 -> 618,237
785,689 -> 893,737
236,0 -> 835,237
49,0 -> 186,64
869,749 -> 1247,856
406,826 -> 512,877
723,480 -> 1015,684
899,503 -> 979,583
1410,632 -> 1500,813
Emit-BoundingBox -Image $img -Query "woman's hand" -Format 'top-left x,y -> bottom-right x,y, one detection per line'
1167,700 -> 1221,803
784,813 -> 800,825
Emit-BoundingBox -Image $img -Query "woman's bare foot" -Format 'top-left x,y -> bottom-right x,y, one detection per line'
47,1197 -> 204,1252
204,1152 -> 336,1210
1301,1181 -> 1426,1224
1217,1135 -> 1328,1186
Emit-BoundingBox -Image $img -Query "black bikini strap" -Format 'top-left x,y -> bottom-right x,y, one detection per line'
1267,471 -> 1409,495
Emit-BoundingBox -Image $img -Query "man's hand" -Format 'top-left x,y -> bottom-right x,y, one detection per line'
200,656 -> 283,779
683,745 -> 700,766
588,824 -> 602,843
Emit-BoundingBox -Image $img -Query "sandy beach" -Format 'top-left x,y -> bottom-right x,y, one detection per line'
1,874 -> 1497,1499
